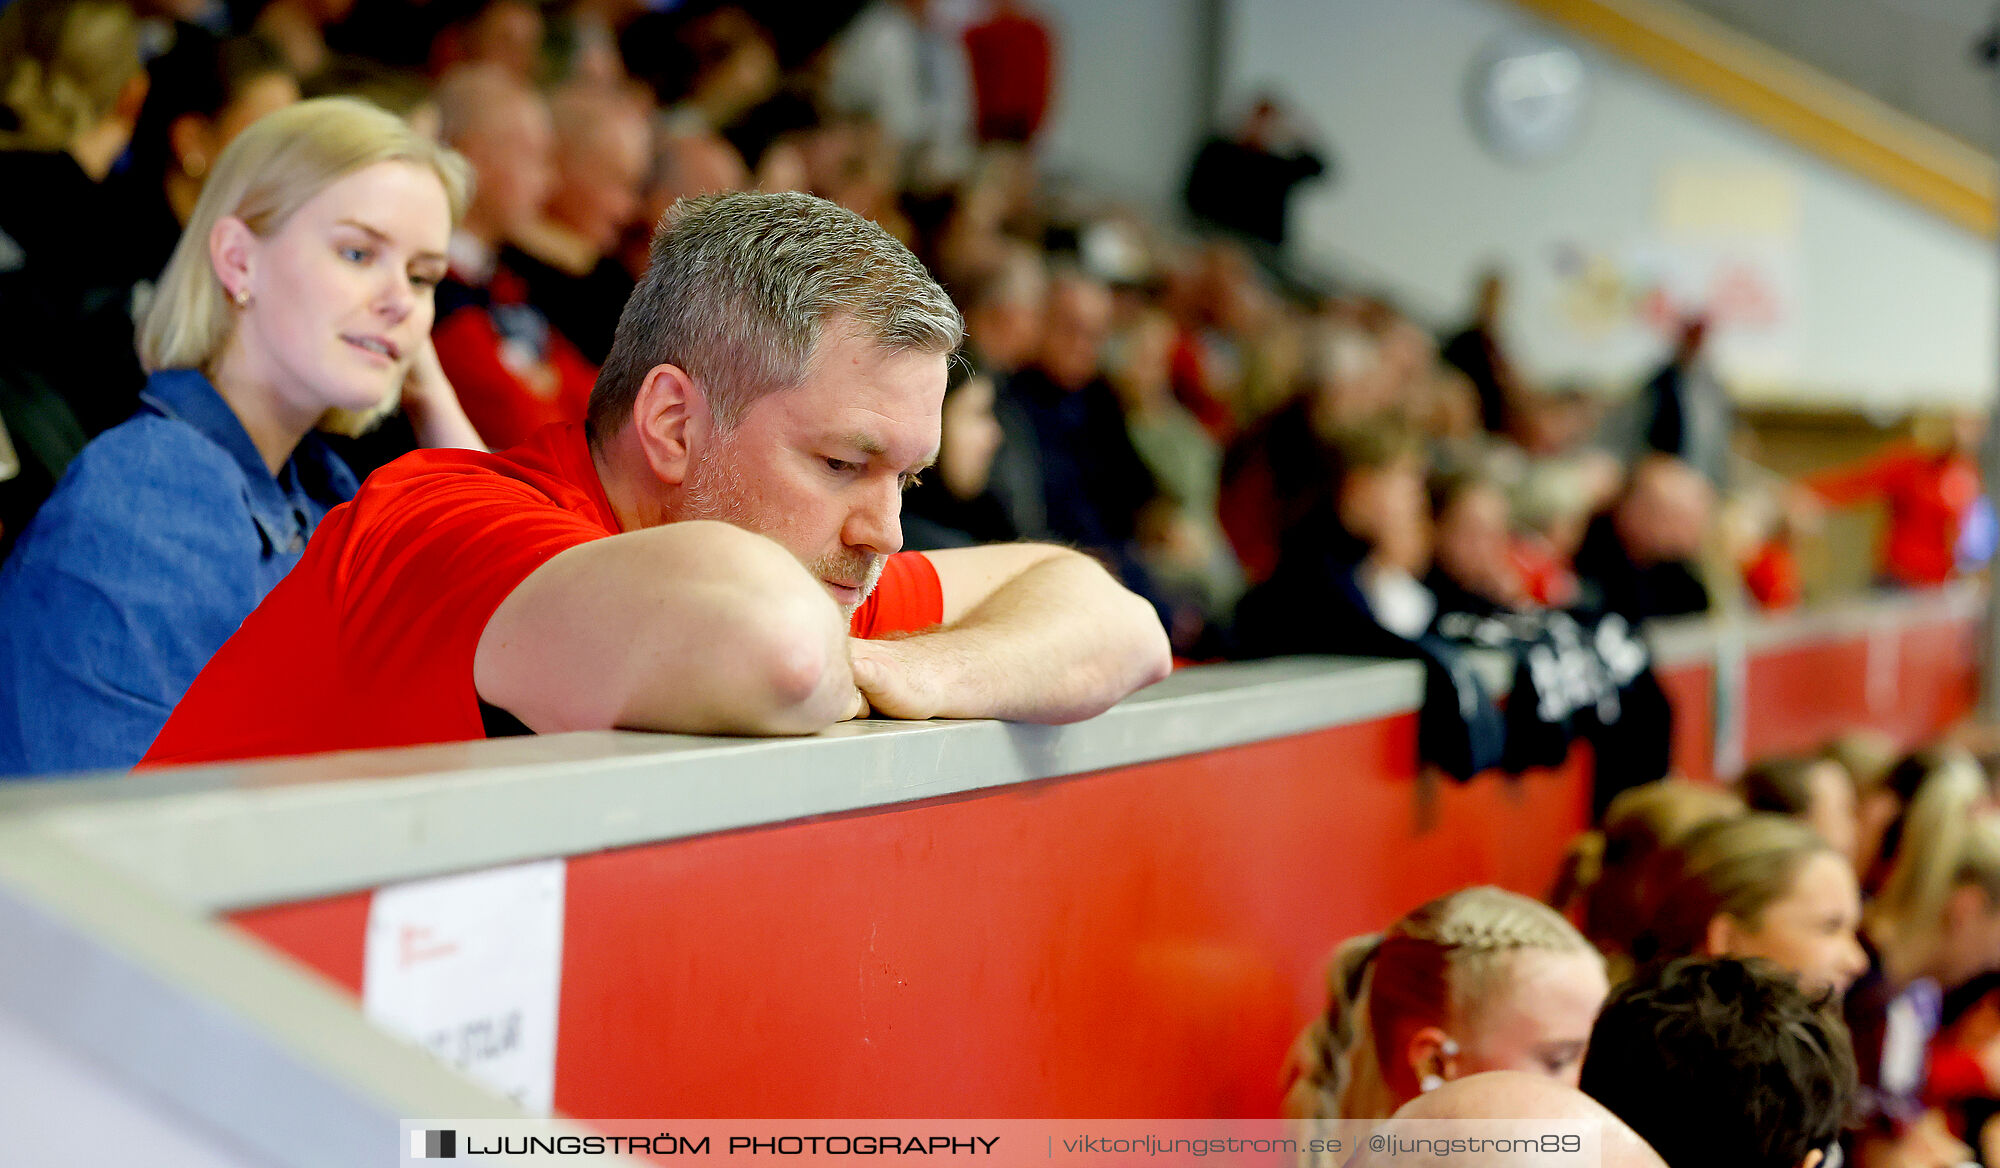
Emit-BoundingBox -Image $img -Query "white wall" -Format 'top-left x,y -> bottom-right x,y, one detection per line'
1222,0 -> 1998,408
1033,0 -> 1213,213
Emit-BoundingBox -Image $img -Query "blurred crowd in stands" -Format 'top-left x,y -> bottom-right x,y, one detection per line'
0,0 -> 1983,662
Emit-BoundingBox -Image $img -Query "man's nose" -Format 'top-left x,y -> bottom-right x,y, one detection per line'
845,479 -> 904,556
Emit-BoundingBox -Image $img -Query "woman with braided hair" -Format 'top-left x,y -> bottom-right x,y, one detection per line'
1281,885 -> 1609,1120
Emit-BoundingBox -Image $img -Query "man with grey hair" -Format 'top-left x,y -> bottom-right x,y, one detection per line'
145,191 -> 1171,764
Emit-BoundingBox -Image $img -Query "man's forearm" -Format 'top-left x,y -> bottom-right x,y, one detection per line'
855,550 -> 1171,723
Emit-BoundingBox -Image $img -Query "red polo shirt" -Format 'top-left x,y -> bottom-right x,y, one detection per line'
142,424 -> 943,767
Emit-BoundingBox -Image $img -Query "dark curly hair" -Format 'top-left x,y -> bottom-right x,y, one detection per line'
1581,957 -> 1855,1168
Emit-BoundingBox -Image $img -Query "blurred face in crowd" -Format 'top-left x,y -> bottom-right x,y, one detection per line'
1705,851 -> 1867,997
654,131 -> 748,206
963,249 -> 1046,374
1105,312 -> 1175,413
1422,371 -> 1480,442
674,326 -> 945,615
753,138 -> 807,193
172,72 -> 300,194
1934,885 -> 2000,988
966,294 -> 1040,374
1342,454 -> 1431,577
1514,393 -> 1598,456
1040,276 -> 1113,391
217,160 -> 450,428
1617,458 -> 1711,566
938,374 -> 1002,502
457,88 -> 553,242
1801,761 -> 1859,868
462,0 -> 542,81
1954,411 -> 1987,456
1434,483 -> 1526,606
1446,949 -> 1608,1088
1312,324 -> 1398,431
1376,317 -> 1436,402
629,133 -> 749,277
684,7 -> 778,125
550,109 -> 649,254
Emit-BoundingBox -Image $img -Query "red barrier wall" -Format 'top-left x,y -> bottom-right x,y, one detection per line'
227,613 -> 1976,1119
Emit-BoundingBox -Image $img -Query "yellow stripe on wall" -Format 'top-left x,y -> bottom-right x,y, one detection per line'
1509,0 -> 1999,235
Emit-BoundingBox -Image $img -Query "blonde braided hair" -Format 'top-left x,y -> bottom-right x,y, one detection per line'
1282,886 -> 1601,1120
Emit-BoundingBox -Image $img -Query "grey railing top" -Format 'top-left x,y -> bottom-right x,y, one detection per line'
0,655 -> 1423,913
0,581 -> 1976,915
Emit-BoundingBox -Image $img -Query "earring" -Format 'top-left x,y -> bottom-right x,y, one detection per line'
185,151 -> 206,179
1420,1036 -> 1459,1092
232,287 -> 250,308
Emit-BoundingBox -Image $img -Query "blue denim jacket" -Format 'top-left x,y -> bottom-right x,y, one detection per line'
0,369 -> 358,777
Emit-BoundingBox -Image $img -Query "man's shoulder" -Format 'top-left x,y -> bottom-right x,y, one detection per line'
355,430 -> 590,511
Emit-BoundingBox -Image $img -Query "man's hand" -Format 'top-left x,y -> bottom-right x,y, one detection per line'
840,663 -> 874,721
848,635 -> 959,721
845,544 -> 1171,725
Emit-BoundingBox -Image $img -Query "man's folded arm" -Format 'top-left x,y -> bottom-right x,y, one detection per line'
472,520 -> 857,735
850,543 -> 1172,724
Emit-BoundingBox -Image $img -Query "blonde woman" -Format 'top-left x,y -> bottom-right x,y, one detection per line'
1638,812 -> 1868,997
1844,751 -> 2000,1162
1282,885 -> 1610,1121
0,97 -> 480,777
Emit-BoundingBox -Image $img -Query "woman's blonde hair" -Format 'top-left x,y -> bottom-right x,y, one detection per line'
1869,751 -> 2000,980
1638,812 -> 1836,965
1282,886 -> 1601,1121
138,96 -> 471,435
0,0 -> 143,151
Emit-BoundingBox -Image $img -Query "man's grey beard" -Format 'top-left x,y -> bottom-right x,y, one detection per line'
679,449 -> 884,614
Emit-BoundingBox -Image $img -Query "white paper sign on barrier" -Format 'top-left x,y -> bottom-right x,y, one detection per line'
363,858 -> 566,1115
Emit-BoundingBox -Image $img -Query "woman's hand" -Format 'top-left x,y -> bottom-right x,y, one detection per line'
401,337 -> 486,452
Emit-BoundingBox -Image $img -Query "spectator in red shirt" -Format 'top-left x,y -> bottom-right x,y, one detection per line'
1803,411 -> 1984,589
429,64 -> 597,448
962,0 -> 1054,145
144,191 -> 1170,766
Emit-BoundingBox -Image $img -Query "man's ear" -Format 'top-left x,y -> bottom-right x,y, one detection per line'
631,363 -> 704,487
209,215 -> 257,305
